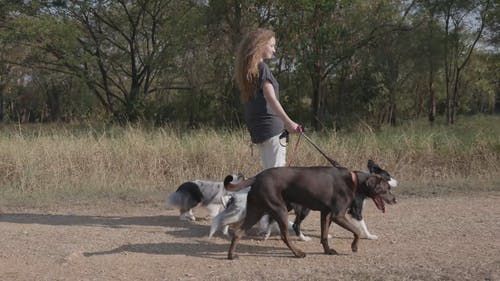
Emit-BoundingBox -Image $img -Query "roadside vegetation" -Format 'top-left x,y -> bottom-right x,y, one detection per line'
1,115 -> 498,208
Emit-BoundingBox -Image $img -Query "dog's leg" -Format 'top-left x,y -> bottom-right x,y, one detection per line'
359,219 -> 378,240
222,225 -> 229,236
360,200 -> 377,239
228,205 -> 265,259
292,207 -> 311,241
320,211 -> 337,255
187,209 -> 195,221
271,208 -> 306,258
347,215 -> 378,240
228,228 -> 243,260
331,215 -> 361,253
259,215 -> 273,240
262,216 -> 292,241
228,223 -> 252,259
209,211 -> 231,238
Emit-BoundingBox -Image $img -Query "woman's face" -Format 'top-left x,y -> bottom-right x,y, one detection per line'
261,37 -> 276,60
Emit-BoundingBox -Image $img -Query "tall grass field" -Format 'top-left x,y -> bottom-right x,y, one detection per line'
1,115 -> 499,208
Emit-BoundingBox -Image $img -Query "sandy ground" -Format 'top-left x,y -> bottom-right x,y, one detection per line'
1,192 -> 499,281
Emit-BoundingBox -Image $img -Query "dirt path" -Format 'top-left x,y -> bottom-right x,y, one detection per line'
1,193 -> 499,281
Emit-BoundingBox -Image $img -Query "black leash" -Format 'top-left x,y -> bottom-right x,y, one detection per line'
300,132 -> 343,168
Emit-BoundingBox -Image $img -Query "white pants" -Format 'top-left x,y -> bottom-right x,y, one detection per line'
256,134 -> 286,169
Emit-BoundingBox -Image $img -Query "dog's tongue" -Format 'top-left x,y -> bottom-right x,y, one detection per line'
373,197 -> 386,213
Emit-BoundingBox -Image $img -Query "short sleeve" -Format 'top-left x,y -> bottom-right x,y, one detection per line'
258,62 -> 272,89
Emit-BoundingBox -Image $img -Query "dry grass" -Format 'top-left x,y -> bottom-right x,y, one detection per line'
0,115 -> 499,207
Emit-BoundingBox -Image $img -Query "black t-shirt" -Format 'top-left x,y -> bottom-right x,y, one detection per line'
244,62 -> 284,144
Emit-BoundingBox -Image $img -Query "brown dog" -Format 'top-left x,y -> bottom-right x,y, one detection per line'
224,166 -> 396,259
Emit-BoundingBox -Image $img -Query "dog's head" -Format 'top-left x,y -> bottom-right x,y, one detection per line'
363,174 -> 397,213
367,159 -> 398,188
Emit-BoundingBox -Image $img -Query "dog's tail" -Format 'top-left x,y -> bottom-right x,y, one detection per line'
165,191 -> 182,209
224,175 -> 255,192
208,212 -> 224,238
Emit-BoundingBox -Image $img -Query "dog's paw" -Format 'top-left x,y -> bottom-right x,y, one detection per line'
351,242 -> 358,252
179,214 -> 196,221
294,250 -> 306,258
365,234 -> 378,240
325,248 -> 338,255
262,231 -> 271,241
228,253 -> 239,260
298,234 -> 312,241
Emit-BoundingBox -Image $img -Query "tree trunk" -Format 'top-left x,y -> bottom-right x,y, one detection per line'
390,98 -> 397,126
0,87 -> 3,122
428,80 -> 436,123
496,90 -> 500,114
450,72 -> 461,124
310,69 -> 321,130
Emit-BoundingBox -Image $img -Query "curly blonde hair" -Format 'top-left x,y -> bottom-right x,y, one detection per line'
234,28 -> 275,104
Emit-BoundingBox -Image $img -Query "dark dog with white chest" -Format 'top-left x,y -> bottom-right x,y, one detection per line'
224,166 -> 396,259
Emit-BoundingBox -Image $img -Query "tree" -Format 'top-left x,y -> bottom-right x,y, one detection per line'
274,0 -> 416,130
0,0 -> 497,125
5,0 -> 197,124
0,0 -> 19,122
439,0 -> 492,124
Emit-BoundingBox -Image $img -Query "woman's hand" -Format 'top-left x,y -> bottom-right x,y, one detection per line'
286,121 -> 302,134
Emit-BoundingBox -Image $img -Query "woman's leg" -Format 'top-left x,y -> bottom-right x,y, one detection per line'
256,134 -> 286,169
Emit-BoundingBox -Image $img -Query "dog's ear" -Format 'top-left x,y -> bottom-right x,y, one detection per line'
368,159 -> 383,174
367,160 -> 375,173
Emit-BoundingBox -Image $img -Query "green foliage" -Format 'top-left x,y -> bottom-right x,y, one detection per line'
0,0 -> 497,127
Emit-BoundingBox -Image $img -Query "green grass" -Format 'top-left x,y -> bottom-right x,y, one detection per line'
0,115 -> 499,208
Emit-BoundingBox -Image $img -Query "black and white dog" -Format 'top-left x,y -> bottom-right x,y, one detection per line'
345,159 -> 398,239
209,160 -> 397,240
165,174 -> 246,221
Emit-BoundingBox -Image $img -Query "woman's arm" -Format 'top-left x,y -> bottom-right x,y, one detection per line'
262,81 -> 301,133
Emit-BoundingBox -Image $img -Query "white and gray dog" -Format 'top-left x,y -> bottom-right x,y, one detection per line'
209,160 -> 398,240
165,174 -> 245,221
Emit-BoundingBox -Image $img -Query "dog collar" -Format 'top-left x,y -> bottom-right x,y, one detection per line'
350,171 -> 358,194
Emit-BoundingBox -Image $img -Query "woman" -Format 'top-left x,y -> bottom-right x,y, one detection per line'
235,28 -> 302,169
